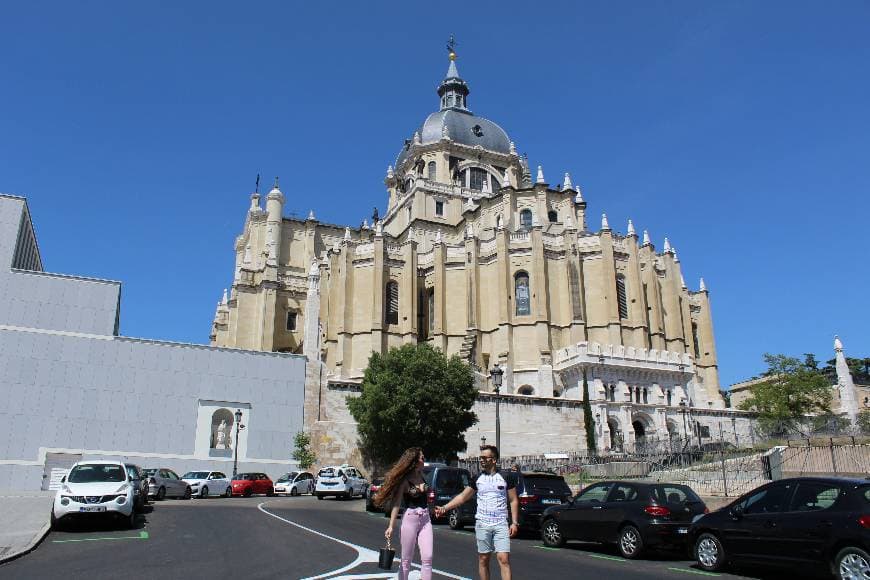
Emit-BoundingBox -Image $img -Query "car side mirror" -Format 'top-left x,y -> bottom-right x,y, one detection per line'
730,504 -> 744,519
60,476 -> 66,483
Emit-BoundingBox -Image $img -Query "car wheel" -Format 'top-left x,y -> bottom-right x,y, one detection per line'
618,525 -> 644,559
157,486 -> 166,501
223,486 -> 232,498
835,546 -> 870,580
695,532 -> 726,572
290,486 -> 299,497
183,486 -> 192,500
50,509 -> 62,531
267,487 -> 275,497
448,509 -> 464,530
244,487 -> 253,497
541,519 -> 565,548
200,486 -> 208,499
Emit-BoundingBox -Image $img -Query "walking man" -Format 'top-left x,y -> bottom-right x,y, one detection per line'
435,445 -> 519,580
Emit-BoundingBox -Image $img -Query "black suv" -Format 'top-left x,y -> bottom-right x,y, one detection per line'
422,465 -> 476,527
517,472 -> 573,531
690,476 -> 870,576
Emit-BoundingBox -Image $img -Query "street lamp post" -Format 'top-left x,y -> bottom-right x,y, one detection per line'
490,364 -> 504,453
480,435 -> 487,449
232,409 -> 245,478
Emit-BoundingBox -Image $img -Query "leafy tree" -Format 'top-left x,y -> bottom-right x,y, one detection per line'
738,353 -> 832,435
858,411 -> 870,435
581,370 -> 596,453
292,431 -> 316,470
719,389 -> 732,408
810,413 -> 851,434
347,343 -> 478,468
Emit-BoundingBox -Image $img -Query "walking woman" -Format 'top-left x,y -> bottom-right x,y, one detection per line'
375,447 -> 433,580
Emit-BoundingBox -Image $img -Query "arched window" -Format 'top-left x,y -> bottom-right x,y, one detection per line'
692,322 -> 701,358
427,161 -> 436,181
469,167 -> 488,191
666,389 -> 672,406
643,388 -> 648,404
616,274 -> 629,319
517,385 -> 535,396
548,210 -> 558,223
519,209 -> 533,230
514,271 -> 530,315
385,281 -> 399,325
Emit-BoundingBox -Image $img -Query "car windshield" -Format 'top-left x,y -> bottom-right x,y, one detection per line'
318,468 -> 340,478
525,476 -> 571,495
277,472 -> 298,483
68,464 -> 126,483
182,472 -> 210,480
142,469 -> 157,476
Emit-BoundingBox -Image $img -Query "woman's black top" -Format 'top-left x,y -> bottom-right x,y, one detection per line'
404,481 -> 428,509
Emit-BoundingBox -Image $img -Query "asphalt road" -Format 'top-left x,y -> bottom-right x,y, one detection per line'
0,495 -> 810,579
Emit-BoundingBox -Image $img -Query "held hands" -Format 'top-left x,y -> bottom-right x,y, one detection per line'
433,506 -> 447,519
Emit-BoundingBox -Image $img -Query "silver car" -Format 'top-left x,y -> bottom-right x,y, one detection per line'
142,468 -> 191,500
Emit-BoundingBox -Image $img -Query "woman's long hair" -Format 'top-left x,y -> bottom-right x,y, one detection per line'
374,447 -> 422,508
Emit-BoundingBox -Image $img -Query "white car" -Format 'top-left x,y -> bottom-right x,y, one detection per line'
314,465 -> 368,500
181,470 -> 232,498
52,460 -> 137,529
274,471 -> 315,496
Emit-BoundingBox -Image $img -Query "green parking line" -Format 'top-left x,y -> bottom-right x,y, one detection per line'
52,531 -> 149,543
584,552 -> 626,562
667,567 -> 720,577
533,545 -> 560,552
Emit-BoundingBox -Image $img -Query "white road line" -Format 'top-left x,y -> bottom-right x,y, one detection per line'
257,502 -> 471,580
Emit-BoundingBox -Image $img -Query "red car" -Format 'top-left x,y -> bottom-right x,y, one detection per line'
231,472 -> 275,497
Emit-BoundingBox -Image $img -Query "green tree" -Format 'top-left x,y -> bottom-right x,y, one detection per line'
347,343 -> 478,468
581,370 -> 596,453
858,411 -> 870,435
292,431 -> 317,470
738,353 -> 832,435
719,389 -> 732,408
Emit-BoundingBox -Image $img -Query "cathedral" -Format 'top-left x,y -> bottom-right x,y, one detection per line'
210,49 -> 748,463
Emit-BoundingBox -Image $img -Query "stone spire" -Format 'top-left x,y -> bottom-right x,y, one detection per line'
834,335 -> 860,430
307,210 -> 315,221
601,213 -> 610,231
574,189 -> 584,204
438,42 -> 470,112
344,227 -> 351,241
386,165 -> 394,179
699,277 -> 707,292
509,141 -> 517,155
642,230 -> 651,246
673,248 -> 680,263
627,219 -> 636,237
375,220 -> 383,237
536,165 -> 545,184
413,131 -> 421,145
221,288 -> 228,306
663,237 -> 673,253
680,274 -> 687,289
563,172 -> 573,190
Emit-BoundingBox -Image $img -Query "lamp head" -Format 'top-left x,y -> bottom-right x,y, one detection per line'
235,409 -> 243,423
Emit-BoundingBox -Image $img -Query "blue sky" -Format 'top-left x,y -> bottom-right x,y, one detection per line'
1,1 -> 867,388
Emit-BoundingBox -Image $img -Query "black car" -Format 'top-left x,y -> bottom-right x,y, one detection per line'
366,478 -> 384,512
540,480 -> 707,558
689,476 -> 870,577
517,472 -> 573,531
421,465 -> 476,527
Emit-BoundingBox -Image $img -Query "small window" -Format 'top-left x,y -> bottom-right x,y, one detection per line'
692,322 -> 701,358
385,281 -> 399,325
548,210 -> 558,223
472,124 -> 483,137
616,275 -> 629,319
286,312 -> 297,332
427,161 -> 436,180
576,483 -> 612,503
609,484 -> 638,502
789,483 -> 840,512
469,168 -> 487,191
427,288 -> 435,333
519,209 -> 533,230
518,385 -> 534,396
743,483 -> 793,515
515,272 -> 530,316
435,201 -> 444,217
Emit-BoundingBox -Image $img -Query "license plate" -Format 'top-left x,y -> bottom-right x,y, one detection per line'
677,527 -> 688,534
79,506 -> 106,512
542,498 -> 561,505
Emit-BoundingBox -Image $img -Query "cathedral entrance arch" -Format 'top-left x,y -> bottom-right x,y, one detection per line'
631,412 -> 655,452
210,408 -> 235,455
607,417 -> 623,452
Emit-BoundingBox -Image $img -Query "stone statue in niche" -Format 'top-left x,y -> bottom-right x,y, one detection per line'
214,419 -> 231,450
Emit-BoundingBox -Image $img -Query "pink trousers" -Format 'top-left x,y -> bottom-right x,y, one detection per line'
399,507 -> 433,580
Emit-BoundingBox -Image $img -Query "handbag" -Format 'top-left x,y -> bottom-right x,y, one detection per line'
378,537 -> 396,570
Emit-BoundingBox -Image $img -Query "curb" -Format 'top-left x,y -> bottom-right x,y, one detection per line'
0,521 -> 51,565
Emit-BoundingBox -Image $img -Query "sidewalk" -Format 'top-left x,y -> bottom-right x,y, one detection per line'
0,491 -> 54,564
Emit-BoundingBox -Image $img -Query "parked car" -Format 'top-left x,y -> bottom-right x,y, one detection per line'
515,472 -> 573,532
366,478 -> 385,512
123,463 -> 149,512
142,468 -> 191,500
274,471 -> 315,496
689,476 -> 870,577
181,470 -> 232,498
52,461 -> 138,529
231,472 -> 275,497
540,481 -> 707,558
421,465 -> 476,527
315,465 -> 368,500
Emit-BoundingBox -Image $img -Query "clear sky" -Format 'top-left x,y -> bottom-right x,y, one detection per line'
1,1 -> 867,388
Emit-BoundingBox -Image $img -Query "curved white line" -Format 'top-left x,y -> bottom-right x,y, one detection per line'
257,502 -> 470,580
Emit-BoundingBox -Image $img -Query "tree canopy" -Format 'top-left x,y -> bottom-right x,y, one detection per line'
738,353 -> 832,434
292,431 -> 316,470
347,343 -> 478,468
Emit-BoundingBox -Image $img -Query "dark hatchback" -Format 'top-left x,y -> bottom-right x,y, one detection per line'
540,481 -> 707,558
689,476 -> 870,578
422,465 -> 476,527
365,477 -> 385,512
517,472 -> 573,532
